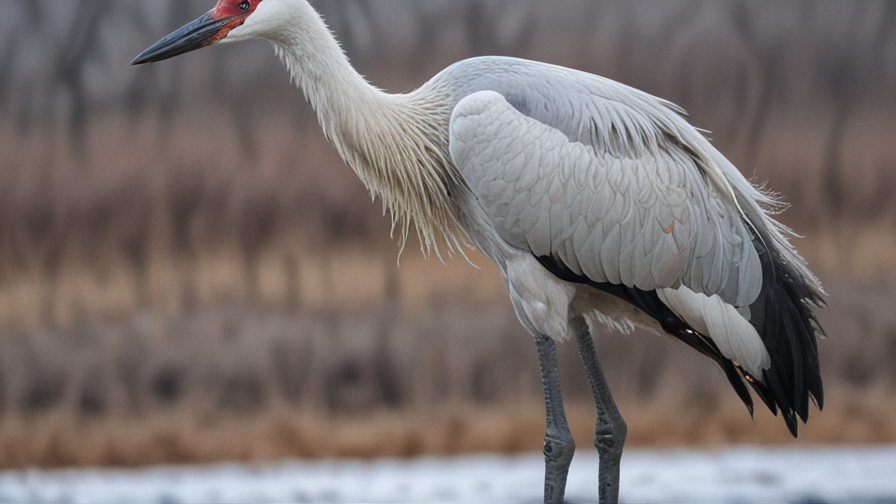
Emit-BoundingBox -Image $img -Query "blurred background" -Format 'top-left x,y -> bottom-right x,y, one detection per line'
0,0 -> 895,470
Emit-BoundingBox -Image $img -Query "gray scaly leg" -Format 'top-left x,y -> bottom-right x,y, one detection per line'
535,334 -> 576,504
571,315 -> 627,504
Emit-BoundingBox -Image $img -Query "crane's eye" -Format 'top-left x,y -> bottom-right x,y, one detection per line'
238,0 -> 251,11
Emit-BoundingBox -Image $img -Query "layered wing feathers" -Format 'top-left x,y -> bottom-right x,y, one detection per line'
449,90 -> 761,309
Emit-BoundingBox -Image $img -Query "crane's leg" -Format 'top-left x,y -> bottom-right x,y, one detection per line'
535,334 -> 576,504
571,315 -> 627,504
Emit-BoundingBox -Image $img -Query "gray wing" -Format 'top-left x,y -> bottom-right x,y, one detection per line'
448,88 -> 761,309
443,58 -> 825,429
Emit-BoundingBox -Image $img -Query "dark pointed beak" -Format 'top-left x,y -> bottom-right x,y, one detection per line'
132,10 -> 245,65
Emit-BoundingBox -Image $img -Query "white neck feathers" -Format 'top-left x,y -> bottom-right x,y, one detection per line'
268,1 -> 465,257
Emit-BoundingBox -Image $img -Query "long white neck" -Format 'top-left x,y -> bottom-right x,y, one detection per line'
266,2 -> 375,144
264,1 -> 464,256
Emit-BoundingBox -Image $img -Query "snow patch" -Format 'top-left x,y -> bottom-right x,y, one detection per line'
1,446 -> 894,503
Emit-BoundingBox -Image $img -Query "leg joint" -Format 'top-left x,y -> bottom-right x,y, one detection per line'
544,431 -> 576,465
594,417 -> 627,457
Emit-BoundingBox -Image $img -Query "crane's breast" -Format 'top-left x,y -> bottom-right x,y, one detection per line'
448,90 -> 762,309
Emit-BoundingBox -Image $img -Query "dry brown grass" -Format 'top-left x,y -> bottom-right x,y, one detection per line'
0,273 -> 894,469
0,405 -> 542,469
3,388 -> 894,470
619,387 -> 896,447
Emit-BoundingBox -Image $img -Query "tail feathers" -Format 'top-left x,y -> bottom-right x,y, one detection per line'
748,235 -> 825,436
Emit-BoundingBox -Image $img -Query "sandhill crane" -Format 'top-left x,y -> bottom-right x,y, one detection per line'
133,1 -> 826,502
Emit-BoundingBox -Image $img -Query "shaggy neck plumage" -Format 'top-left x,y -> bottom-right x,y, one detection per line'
268,2 -> 464,256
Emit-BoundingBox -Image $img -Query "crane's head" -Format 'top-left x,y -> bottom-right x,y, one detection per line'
132,0 -> 286,65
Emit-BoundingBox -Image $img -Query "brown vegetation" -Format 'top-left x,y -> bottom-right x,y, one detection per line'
4,389 -> 896,470
0,0 -> 895,469
1,277 -> 894,469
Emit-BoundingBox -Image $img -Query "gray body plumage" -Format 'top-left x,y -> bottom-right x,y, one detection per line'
435,56 -> 812,300
418,57 -> 822,392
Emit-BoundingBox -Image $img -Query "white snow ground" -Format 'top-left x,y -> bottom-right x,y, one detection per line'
1,446 -> 894,503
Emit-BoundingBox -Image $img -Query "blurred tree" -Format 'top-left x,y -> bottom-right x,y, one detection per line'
52,0 -> 113,143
